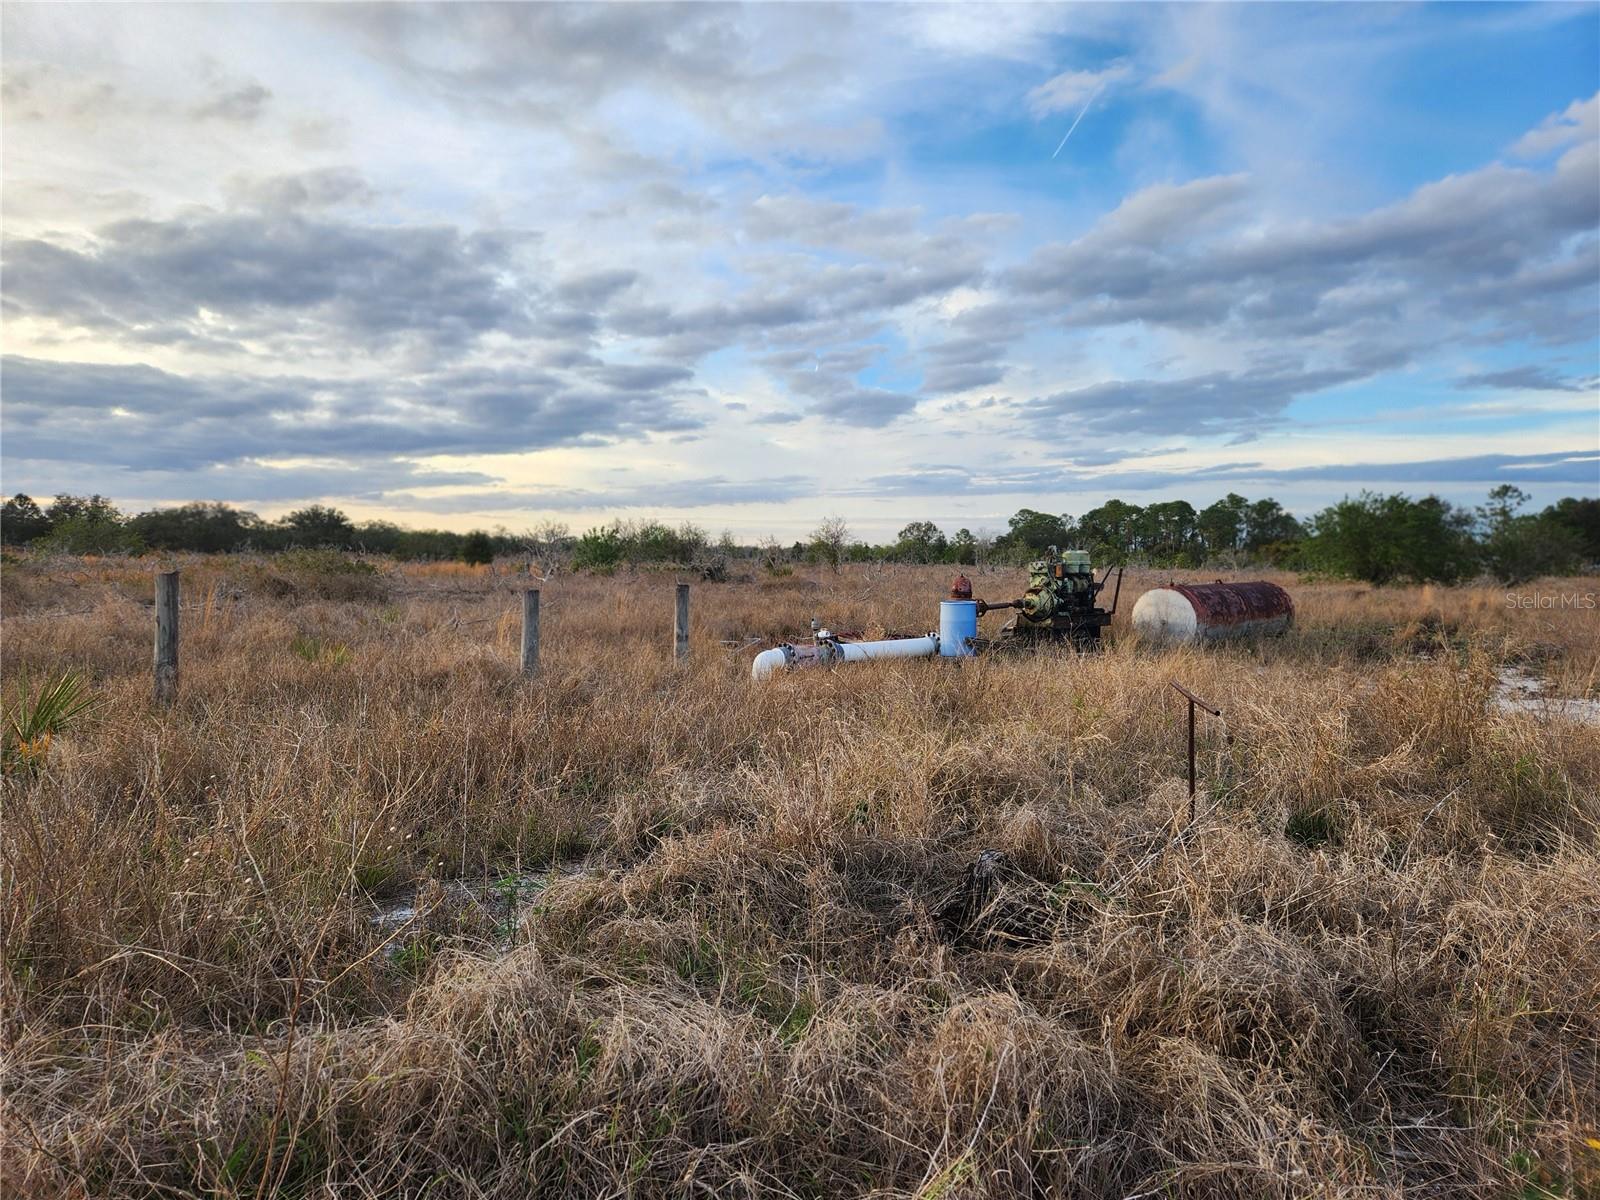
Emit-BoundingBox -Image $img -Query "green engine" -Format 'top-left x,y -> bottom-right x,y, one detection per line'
980,546 -> 1121,648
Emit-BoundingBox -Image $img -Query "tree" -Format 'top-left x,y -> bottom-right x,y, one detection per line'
519,520 -> 574,576
809,516 -> 850,572
37,495 -> 140,555
1478,484 -> 1529,532
460,530 -> 495,566
996,508 -> 1071,557
130,502 -> 263,553
1,494 -> 51,544
1478,486 -> 1583,583
1076,499 -> 1142,561
1137,500 -> 1200,565
1540,497 -> 1600,563
1243,498 -> 1303,552
1305,492 -> 1476,584
280,505 -> 355,548
949,528 -> 977,566
893,520 -> 947,563
44,494 -> 121,526
1197,493 -> 1248,559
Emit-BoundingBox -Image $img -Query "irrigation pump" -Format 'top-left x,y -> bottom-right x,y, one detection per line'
751,547 -> 1125,680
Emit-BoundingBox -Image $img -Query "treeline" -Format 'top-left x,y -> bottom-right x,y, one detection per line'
2,486 -> 1596,585
830,487 -> 1599,585
0,496 -> 515,562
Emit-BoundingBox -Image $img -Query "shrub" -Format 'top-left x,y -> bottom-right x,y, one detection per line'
1305,491 -> 1477,584
460,531 -> 496,566
264,549 -> 387,602
573,523 -> 625,572
3,668 -> 100,775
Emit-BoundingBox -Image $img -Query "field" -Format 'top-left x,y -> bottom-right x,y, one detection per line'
3,554 -> 1598,1198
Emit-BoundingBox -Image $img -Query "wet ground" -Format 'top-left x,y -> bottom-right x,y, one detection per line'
1494,666 -> 1600,726
368,864 -> 597,950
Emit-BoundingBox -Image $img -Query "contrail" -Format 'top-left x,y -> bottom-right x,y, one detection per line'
1051,80 -> 1106,159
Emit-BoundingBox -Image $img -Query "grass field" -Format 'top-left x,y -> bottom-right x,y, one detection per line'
3,554 -> 1598,1198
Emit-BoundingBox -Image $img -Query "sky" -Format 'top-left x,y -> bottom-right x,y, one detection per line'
2,2 -> 1597,542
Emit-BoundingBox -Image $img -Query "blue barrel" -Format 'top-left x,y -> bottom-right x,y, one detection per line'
939,600 -> 978,657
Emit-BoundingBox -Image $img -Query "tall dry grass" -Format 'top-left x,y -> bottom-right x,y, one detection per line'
1,554 -> 1597,1198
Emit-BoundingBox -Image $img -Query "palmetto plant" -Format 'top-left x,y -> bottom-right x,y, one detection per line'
3,668 -> 100,774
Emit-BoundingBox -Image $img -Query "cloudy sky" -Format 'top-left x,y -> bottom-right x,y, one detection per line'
3,2 -> 1596,539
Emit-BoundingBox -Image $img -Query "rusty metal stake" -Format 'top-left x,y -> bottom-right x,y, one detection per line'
1170,680 -> 1222,825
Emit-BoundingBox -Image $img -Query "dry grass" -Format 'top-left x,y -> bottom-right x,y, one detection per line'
2,554 -> 1597,1198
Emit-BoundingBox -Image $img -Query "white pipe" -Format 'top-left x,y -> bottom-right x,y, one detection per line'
751,645 -> 793,680
837,635 -> 940,665
752,634 -> 940,680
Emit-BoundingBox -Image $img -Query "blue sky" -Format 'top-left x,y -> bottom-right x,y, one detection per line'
3,2 -> 1596,539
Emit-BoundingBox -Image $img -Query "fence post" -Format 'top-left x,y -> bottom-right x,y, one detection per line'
674,583 -> 690,662
521,588 -> 541,677
154,569 -> 180,706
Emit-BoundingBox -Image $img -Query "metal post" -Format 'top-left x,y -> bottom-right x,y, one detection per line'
520,589 -> 541,677
674,583 -> 690,662
154,569 -> 179,706
1170,680 -> 1221,827
1187,697 -> 1197,822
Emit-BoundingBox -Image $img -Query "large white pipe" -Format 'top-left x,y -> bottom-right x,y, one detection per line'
837,634 -> 940,665
751,645 -> 792,680
752,634 -> 941,680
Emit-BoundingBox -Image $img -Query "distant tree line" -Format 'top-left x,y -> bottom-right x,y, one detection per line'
0,495 -> 521,562
2,485 -> 1595,586
811,485 -> 1597,585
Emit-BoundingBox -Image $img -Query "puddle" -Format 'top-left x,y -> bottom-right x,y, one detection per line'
1494,667 -> 1600,727
368,865 -> 598,946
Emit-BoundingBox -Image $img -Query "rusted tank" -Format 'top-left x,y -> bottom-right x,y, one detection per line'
1132,580 -> 1294,644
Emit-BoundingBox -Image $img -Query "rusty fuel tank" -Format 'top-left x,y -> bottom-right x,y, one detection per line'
1131,580 -> 1295,644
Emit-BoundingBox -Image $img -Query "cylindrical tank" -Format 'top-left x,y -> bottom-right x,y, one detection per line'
938,600 -> 978,657
1132,581 -> 1294,644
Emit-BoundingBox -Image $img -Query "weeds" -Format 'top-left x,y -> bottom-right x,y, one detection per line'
2,561 -> 1597,1198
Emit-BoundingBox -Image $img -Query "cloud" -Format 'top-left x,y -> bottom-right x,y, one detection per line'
1455,365 -> 1593,392
1027,62 -> 1132,117
2,205 -> 542,358
316,2 -> 886,160
1005,141 -> 1598,357
1214,451 -> 1600,488
2,7 -> 1593,527
193,82 -> 272,123
919,336 -> 1008,396
1020,364 -> 1368,438
223,168 -> 376,212
809,388 -> 920,428
1511,92 -> 1599,158
1075,451 -> 1600,493
976,128 -> 1599,447
845,450 -> 1599,501
1,356 -> 703,473
382,474 -> 817,513
852,449 -> 1184,497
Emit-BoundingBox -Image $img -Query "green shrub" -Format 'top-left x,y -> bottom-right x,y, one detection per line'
460,531 -> 495,566
3,668 -> 100,775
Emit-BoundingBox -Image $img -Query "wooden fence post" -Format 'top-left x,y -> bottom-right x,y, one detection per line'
674,583 -> 690,662
521,588 -> 541,677
154,569 -> 179,706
